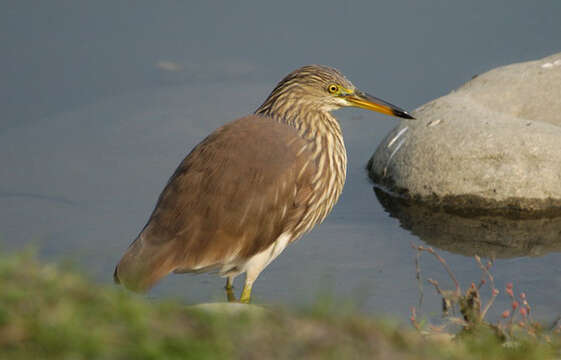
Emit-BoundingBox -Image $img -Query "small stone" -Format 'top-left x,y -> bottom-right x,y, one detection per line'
190,302 -> 266,316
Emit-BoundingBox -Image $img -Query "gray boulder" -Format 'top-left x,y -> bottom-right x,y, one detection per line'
368,52 -> 561,214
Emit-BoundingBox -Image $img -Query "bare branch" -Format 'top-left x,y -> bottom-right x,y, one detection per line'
412,244 -> 460,297
427,278 -> 444,296
475,255 -> 495,290
410,306 -> 421,331
481,288 -> 499,320
412,243 -> 424,308
475,254 -> 498,320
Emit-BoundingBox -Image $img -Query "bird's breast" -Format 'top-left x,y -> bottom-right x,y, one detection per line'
314,131 -> 347,222
294,122 -> 347,234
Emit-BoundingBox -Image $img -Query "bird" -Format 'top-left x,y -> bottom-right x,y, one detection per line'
114,65 -> 414,303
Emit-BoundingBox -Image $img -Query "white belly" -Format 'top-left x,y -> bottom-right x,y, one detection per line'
220,232 -> 292,277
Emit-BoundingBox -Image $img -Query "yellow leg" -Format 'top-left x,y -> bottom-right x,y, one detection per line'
225,276 -> 234,290
239,282 -> 253,304
225,276 -> 236,302
239,263 -> 263,304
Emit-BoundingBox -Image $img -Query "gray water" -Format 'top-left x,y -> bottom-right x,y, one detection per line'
2,1 -> 561,321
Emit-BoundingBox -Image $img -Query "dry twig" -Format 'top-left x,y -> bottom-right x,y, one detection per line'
411,244 -> 460,298
413,247 -> 424,308
475,255 -> 498,320
410,306 -> 421,331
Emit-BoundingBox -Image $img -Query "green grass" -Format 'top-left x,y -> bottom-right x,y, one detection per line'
0,252 -> 559,359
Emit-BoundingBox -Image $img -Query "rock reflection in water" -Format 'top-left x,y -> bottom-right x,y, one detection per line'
374,187 -> 561,259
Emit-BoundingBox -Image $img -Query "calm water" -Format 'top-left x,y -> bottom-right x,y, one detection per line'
2,1 -> 561,321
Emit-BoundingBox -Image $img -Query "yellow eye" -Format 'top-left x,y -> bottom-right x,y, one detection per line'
327,84 -> 339,94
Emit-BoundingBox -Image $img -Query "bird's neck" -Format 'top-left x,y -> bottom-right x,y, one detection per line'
255,99 -> 343,143
255,97 -> 348,229
255,101 -> 347,198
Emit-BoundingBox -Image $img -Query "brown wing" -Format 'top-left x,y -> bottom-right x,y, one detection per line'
115,115 -> 316,291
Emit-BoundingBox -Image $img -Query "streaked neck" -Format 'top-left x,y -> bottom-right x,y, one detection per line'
255,97 -> 342,142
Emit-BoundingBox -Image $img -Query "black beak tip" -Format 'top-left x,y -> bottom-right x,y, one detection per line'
393,109 -> 415,120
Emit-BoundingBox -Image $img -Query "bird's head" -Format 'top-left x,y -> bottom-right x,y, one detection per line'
257,64 -> 414,120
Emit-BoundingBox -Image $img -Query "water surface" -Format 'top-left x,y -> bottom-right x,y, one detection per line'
2,1 -> 561,321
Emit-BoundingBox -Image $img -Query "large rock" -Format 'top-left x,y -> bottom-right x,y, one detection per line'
368,52 -> 561,214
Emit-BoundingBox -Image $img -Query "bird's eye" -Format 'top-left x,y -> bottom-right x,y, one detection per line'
327,84 -> 339,94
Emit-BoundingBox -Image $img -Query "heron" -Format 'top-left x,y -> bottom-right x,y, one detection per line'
114,65 -> 414,303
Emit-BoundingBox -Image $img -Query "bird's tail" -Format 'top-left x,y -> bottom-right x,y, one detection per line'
113,236 -> 177,293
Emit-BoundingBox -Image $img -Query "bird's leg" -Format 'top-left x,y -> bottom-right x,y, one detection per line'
225,276 -> 234,290
239,270 -> 260,304
225,276 -> 236,302
239,281 -> 253,304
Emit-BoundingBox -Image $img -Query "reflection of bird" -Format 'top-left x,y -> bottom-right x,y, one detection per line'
114,65 -> 414,303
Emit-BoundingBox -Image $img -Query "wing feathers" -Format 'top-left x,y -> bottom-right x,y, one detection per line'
115,115 -> 317,291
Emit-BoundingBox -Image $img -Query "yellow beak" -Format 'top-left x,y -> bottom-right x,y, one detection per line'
344,91 -> 414,119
